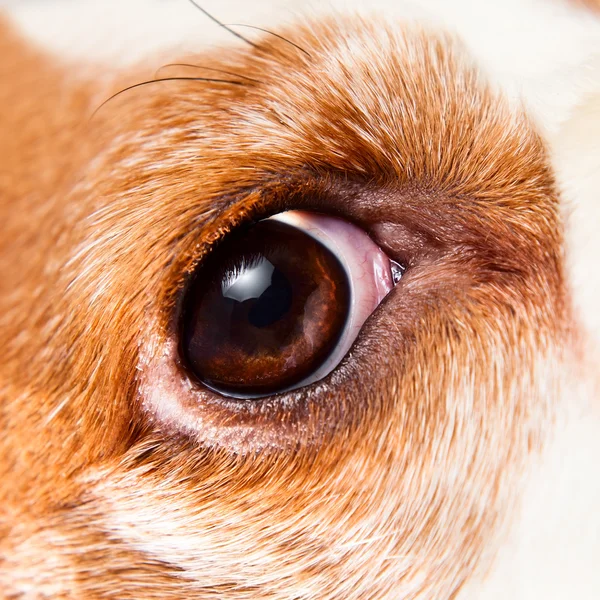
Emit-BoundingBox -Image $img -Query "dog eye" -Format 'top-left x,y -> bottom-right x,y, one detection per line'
180,211 -> 402,399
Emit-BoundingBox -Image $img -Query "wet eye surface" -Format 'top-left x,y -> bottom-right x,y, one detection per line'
180,211 -> 400,399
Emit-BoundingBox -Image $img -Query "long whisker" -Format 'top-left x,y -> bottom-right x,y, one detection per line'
187,0 -> 258,48
155,63 -> 262,84
226,23 -> 312,58
91,76 -> 243,120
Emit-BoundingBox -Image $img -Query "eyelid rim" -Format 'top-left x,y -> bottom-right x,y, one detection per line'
165,173 -> 428,331
138,176 -> 429,452
193,209 -> 396,399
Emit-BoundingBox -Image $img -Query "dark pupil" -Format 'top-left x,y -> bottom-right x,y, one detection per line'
181,219 -> 351,398
229,263 -> 293,329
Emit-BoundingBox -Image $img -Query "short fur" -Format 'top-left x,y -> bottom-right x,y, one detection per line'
0,1 -> 599,598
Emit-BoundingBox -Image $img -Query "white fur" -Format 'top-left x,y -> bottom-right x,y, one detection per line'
554,92 -> 600,348
0,0 -> 301,65
457,360 -> 600,600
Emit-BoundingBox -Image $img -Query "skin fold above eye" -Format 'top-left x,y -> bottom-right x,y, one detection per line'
180,210 -> 400,399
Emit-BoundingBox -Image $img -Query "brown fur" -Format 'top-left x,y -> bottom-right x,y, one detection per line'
0,14 -> 570,599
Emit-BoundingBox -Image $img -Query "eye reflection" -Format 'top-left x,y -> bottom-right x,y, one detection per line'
180,211 -> 398,399
222,257 -> 293,329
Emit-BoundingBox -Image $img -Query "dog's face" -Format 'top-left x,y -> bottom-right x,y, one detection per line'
1,1 -> 599,598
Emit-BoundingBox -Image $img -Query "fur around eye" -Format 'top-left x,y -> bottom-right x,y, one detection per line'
2,1 -> 600,598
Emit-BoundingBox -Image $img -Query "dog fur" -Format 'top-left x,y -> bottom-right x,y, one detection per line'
0,1 -> 599,598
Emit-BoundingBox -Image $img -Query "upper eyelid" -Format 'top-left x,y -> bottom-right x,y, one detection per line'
162,171 -> 438,326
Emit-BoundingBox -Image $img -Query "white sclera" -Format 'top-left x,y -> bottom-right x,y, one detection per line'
268,210 -> 395,392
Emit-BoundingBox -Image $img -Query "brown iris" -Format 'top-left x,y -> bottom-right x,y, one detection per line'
181,219 -> 351,398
